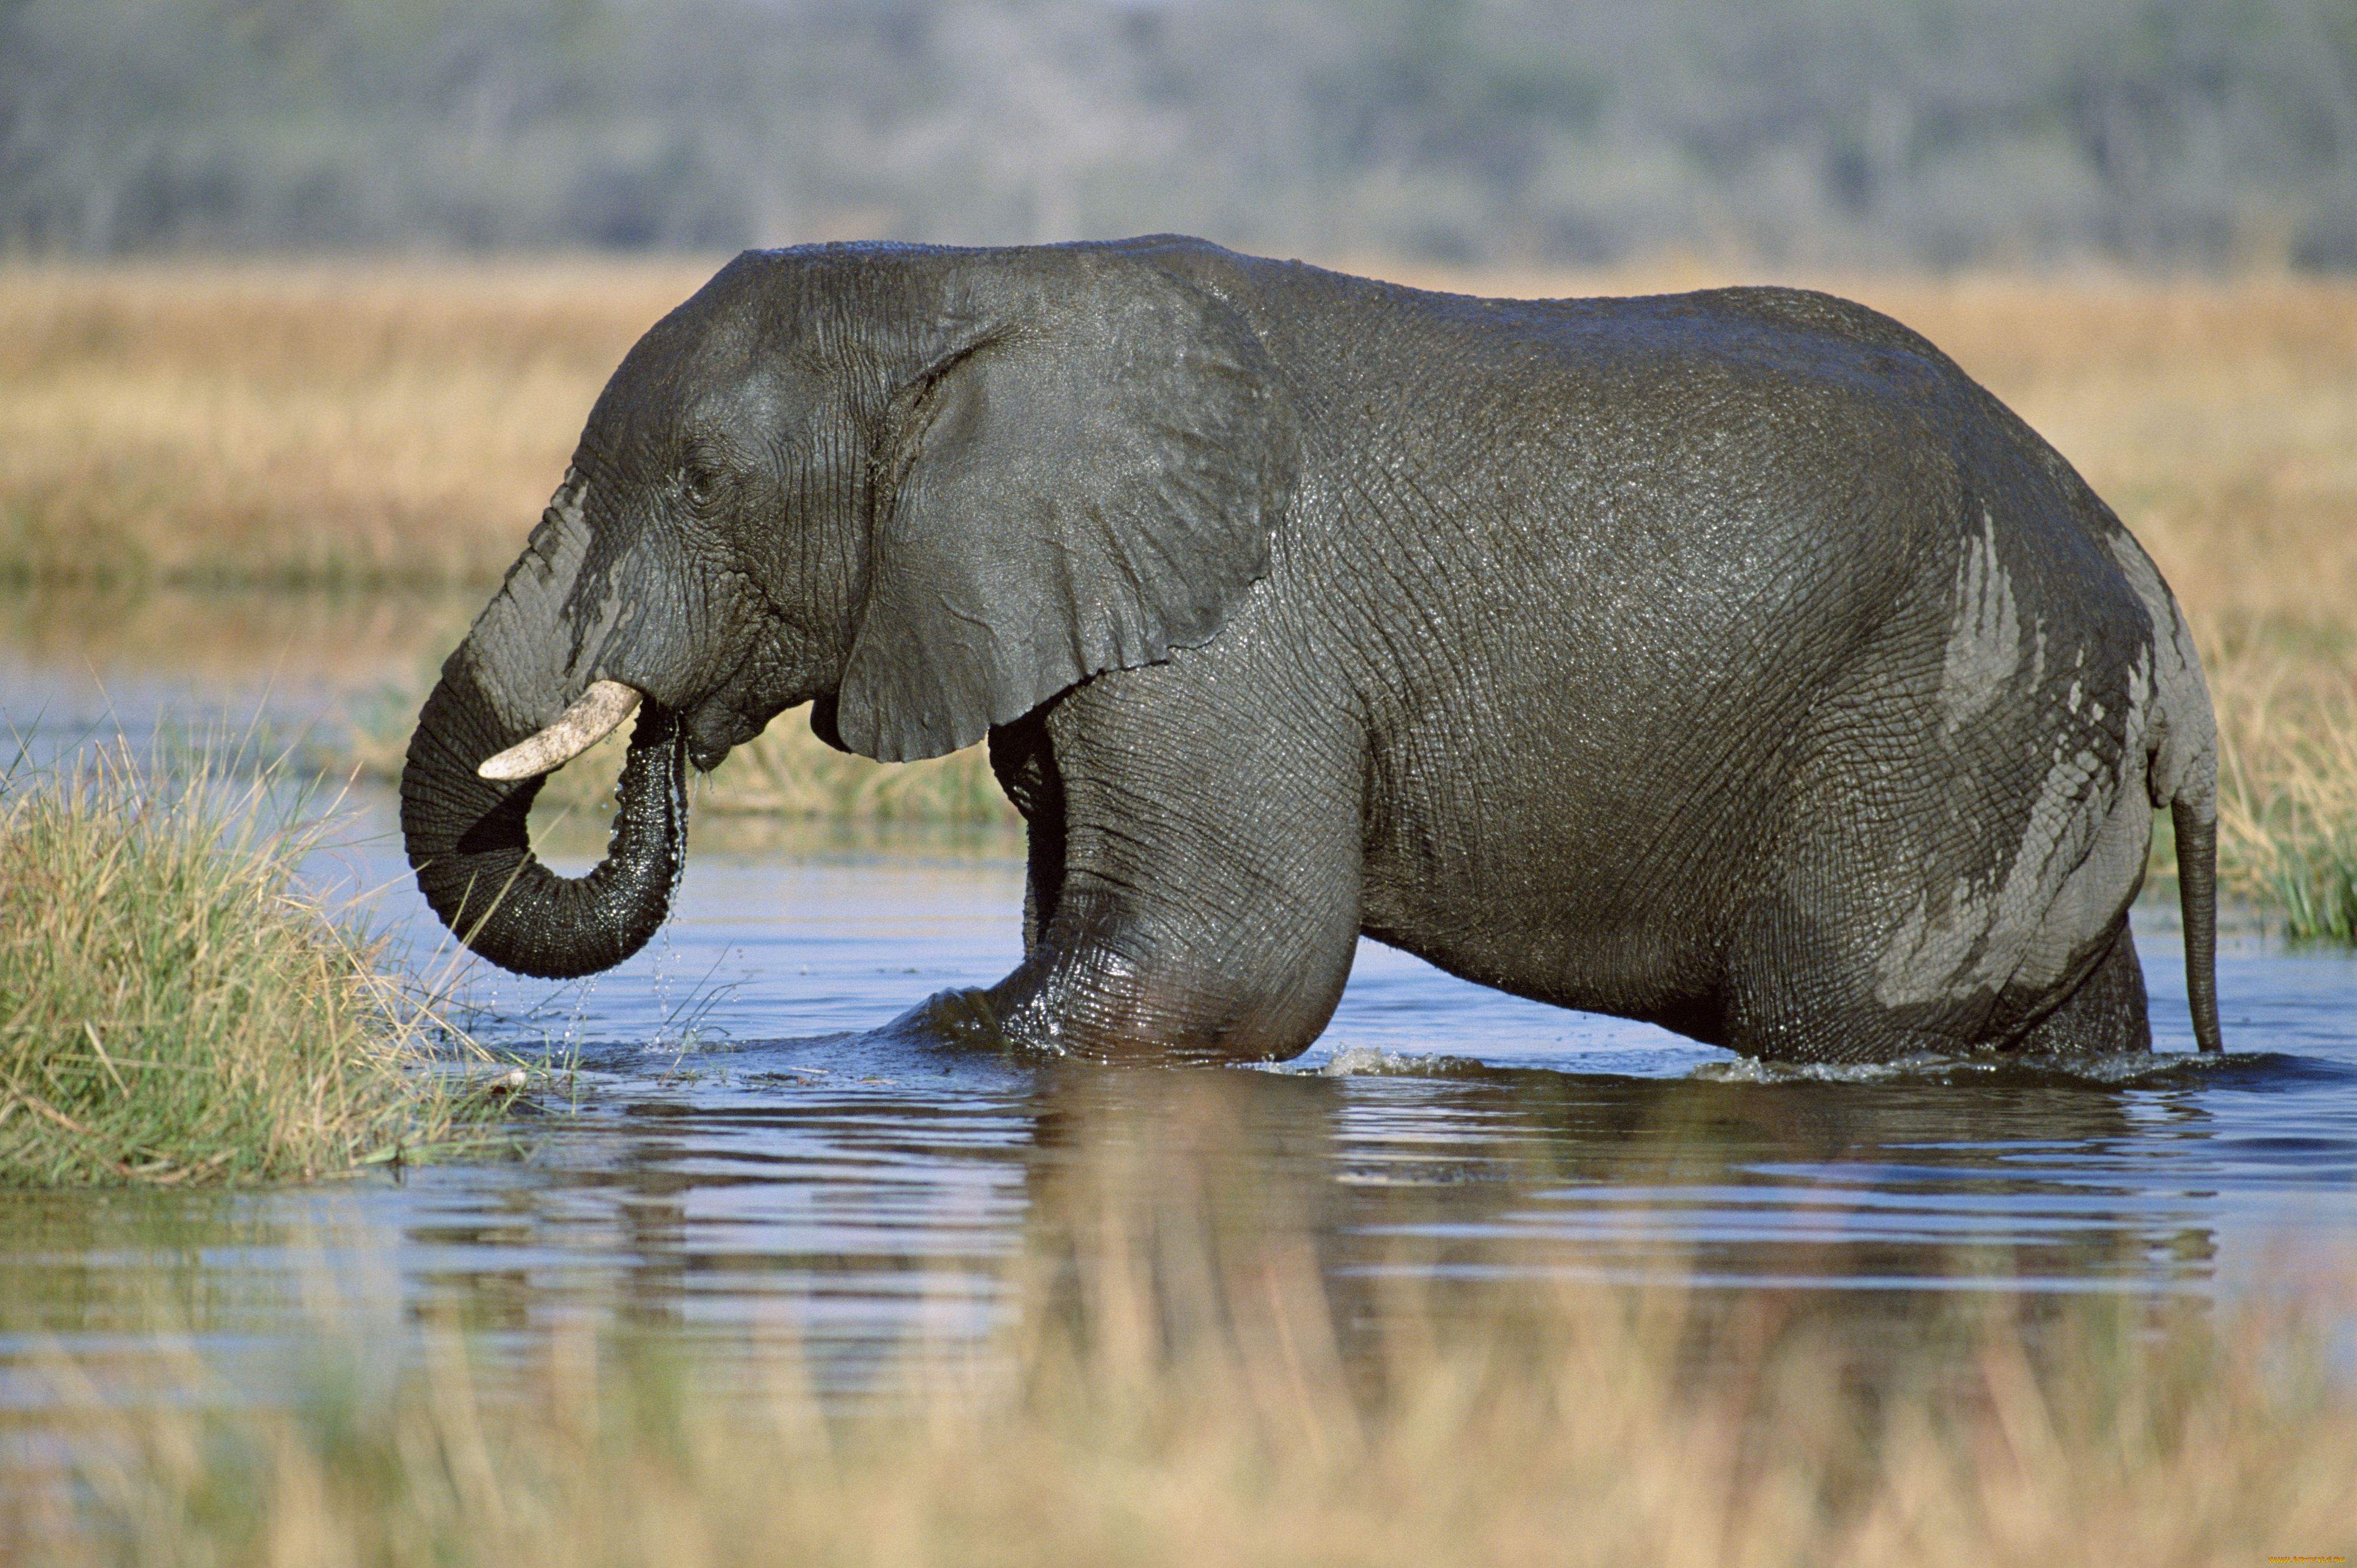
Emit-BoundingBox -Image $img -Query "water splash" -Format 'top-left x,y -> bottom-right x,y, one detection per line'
1298,1046 -> 1490,1079
1689,1048 -> 2300,1088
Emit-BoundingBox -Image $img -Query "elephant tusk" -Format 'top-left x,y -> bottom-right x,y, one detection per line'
478,680 -> 643,781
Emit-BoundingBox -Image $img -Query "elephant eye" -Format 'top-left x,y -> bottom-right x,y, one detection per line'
681,464 -> 720,509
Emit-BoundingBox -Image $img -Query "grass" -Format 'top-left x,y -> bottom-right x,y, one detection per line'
685,709 -> 1014,823
2210,650 -> 2357,941
0,735 -> 504,1184
4,259 -> 2352,902
0,260 -> 708,589
4,1098 -> 2352,1566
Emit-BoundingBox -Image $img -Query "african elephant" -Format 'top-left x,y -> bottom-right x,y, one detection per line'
400,236 -> 2222,1065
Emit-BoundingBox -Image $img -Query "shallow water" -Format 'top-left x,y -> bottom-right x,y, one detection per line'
5,613 -> 2357,1416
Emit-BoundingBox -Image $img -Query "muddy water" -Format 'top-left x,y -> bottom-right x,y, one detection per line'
4,595 -> 2356,1414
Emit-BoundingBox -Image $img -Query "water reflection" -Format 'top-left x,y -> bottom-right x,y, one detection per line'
6,964 -> 2355,1418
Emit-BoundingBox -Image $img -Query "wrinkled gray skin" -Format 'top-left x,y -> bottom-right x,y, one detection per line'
401,237 -> 2223,1064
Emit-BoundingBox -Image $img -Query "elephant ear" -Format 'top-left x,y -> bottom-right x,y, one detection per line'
835,251 -> 1300,762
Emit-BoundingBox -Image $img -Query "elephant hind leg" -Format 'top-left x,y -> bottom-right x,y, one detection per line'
2008,918 -> 2152,1056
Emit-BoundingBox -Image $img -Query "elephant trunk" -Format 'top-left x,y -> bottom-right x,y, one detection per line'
400,654 -> 689,980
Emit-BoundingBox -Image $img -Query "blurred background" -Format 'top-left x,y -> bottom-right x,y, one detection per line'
4,0 -> 2353,270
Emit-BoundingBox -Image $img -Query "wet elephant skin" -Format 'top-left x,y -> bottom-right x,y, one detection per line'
400,237 -> 2222,1064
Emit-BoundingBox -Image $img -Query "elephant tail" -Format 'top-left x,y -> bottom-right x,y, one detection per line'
2135,565 -> 2223,1055
2171,794 -> 2223,1054
2102,524 -> 2223,1054
2145,630 -> 2223,1054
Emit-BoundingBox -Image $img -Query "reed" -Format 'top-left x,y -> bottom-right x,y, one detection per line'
2209,648 -> 2357,940
6,1096 -> 2350,1566
0,737 -> 503,1184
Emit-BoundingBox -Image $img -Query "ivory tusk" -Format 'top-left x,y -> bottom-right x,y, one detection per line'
478,680 -> 643,781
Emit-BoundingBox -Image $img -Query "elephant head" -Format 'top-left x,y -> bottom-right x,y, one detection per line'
401,240 -> 1300,979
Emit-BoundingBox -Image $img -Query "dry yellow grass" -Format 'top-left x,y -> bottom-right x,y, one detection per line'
5,260 -> 2352,904
6,1077 -> 2353,1564
0,260 -> 711,586
14,259 -> 2350,635
0,585 -> 480,692
689,707 -> 1013,823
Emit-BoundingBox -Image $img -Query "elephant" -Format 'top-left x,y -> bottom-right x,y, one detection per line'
400,236 -> 2223,1065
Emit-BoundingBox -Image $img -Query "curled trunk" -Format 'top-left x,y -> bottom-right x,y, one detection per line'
401,656 -> 689,979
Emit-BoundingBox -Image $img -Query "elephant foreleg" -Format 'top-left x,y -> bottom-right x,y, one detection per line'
982,679 -> 1364,1064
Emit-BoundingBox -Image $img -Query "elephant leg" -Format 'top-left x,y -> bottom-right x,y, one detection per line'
1719,711 -> 2004,1063
1721,651 -> 2161,1063
983,675 -> 1364,1063
1721,921 -> 1972,1063
1725,884 -> 2154,1062
2009,917 -> 2152,1056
